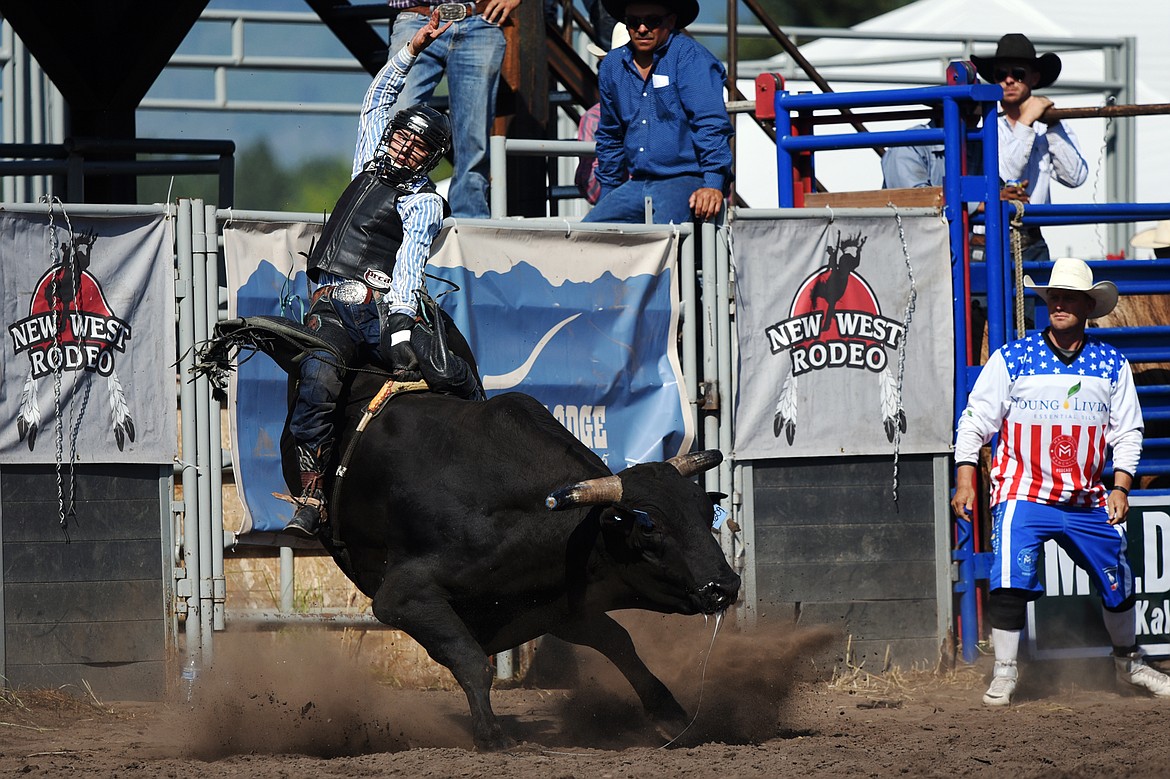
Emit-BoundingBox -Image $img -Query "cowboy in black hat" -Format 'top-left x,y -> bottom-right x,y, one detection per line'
582,0 -> 731,225
600,0 -> 699,30
972,33 -> 1087,261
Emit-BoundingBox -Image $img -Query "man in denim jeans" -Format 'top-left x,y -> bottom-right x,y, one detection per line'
386,0 -> 520,218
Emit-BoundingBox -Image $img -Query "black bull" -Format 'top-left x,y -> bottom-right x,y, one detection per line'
201,318 -> 741,750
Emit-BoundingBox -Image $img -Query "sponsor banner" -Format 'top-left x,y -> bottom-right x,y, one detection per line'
1028,495 -> 1170,659
732,215 -> 954,458
222,221 -> 690,534
0,210 -> 176,464
222,220 -> 323,535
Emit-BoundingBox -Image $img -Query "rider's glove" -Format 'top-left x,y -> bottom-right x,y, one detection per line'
379,312 -> 421,380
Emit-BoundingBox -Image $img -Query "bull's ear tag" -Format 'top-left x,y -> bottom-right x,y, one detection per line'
711,505 -> 727,530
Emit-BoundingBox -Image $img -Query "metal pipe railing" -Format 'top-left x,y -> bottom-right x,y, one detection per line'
190,199 -> 215,662
176,199 -> 203,668
204,202 -> 227,633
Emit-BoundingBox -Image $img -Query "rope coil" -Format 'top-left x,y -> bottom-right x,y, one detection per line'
1009,200 -> 1026,339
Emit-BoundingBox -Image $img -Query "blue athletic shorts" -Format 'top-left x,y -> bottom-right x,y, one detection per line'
989,499 -> 1132,608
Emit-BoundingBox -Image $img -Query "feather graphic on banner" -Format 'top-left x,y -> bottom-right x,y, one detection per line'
482,313 -> 581,391
772,369 -> 798,444
107,370 -> 136,450
16,370 -> 41,450
879,366 -> 906,443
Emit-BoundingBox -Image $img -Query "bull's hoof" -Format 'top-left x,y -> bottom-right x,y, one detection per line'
473,730 -> 516,752
651,711 -> 691,745
646,697 -> 690,744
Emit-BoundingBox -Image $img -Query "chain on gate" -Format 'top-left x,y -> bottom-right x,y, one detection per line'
41,195 -> 80,538
1091,97 -> 1116,259
886,204 -> 919,504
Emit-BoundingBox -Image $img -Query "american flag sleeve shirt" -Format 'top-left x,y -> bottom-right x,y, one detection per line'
954,332 -> 1143,508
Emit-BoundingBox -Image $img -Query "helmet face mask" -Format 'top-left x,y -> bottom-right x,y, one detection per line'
372,104 -> 453,185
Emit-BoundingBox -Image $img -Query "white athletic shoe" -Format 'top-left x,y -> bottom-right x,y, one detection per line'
982,660 -> 1018,706
1115,652 -> 1170,698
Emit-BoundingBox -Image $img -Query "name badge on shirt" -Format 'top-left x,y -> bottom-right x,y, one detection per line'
652,74 -> 671,88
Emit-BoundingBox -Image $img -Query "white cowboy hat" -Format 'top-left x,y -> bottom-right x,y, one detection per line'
586,23 -> 631,58
1022,257 -> 1118,318
1130,220 -> 1170,249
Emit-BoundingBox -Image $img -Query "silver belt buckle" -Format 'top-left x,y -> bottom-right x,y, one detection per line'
436,2 -> 469,21
331,280 -> 368,305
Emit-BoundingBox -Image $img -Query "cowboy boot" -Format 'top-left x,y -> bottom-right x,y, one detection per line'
284,443 -> 329,538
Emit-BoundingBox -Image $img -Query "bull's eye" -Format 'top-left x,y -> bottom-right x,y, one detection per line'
629,509 -> 654,529
616,509 -> 654,529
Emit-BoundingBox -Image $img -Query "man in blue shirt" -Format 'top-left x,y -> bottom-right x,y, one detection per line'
583,0 -> 733,225
881,120 -> 945,190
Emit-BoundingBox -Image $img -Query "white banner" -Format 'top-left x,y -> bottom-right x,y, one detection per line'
733,214 -> 954,458
0,210 -> 176,464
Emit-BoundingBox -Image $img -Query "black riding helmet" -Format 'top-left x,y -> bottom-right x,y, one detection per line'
372,104 -> 453,185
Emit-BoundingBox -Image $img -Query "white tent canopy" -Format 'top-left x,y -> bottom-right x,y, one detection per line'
733,0 -> 1170,257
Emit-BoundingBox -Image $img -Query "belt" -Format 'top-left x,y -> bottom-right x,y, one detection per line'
312,280 -> 383,307
398,1 -> 491,17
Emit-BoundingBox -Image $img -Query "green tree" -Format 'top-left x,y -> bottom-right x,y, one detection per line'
235,140 -> 293,209
136,139 -> 451,211
286,156 -> 353,214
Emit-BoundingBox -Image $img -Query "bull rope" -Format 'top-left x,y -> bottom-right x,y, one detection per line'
326,377 -> 427,556
657,609 -> 726,749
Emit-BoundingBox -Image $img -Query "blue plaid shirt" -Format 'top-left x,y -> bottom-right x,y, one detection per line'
343,44 -> 446,317
593,32 -> 733,197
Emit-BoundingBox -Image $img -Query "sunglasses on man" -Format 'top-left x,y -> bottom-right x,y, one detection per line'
625,14 -> 668,30
994,66 -> 1030,83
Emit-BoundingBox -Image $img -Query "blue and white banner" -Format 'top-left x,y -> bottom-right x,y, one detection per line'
0,209 -> 175,464
222,219 -> 323,535
222,220 -> 691,534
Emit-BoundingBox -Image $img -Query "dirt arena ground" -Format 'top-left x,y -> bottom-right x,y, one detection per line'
2,615 -> 1168,779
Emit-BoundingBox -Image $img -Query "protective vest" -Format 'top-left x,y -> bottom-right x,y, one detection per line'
307,170 -> 445,289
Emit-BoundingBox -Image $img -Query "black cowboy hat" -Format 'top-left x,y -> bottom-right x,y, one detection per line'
971,33 -> 1062,90
601,0 -> 700,29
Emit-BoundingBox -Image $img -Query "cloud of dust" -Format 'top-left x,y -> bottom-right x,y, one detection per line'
167,629 -> 474,759
539,613 -> 839,748
161,614 -> 838,758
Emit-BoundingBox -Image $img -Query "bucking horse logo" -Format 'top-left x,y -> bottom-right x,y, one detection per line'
7,228 -> 136,451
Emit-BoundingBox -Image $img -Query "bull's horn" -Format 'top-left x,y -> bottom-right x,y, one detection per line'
666,450 -> 723,477
545,475 -> 623,510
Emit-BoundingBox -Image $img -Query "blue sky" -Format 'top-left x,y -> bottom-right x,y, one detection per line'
139,0 -> 375,165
